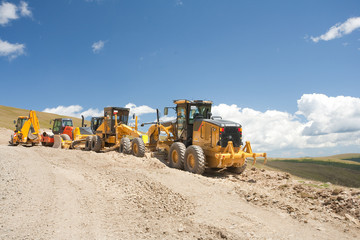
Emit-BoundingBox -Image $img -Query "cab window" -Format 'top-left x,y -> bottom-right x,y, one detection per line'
188,105 -> 211,124
177,106 -> 186,137
62,120 -> 73,127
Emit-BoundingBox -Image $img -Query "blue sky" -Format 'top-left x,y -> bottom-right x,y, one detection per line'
1,0 -> 360,157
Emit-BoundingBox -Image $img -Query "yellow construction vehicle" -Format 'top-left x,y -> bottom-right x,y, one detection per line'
143,100 -> 266,175
85,107 -> 148,156
9,110 -> 41,146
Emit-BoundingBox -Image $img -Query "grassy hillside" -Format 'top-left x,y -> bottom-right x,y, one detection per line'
0,105 -> 90,130
258,154 -> 360,188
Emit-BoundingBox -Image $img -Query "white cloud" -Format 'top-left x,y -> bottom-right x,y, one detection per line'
19,1 -> 31,17
311,17 -> 360,43
175,0 -> 183,6
160,115 -> 176,122
43,105 -> 102,119
0,1 -> 18,25
125,103 -> 156,116
212,94 -> 360,154
0,1 -> 32,26
44,103 -> 157,120
92,40 -> 105,53
296,94 -> 360,135
0,39 -> 25,60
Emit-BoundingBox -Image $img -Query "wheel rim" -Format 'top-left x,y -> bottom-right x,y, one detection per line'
187,154 -> 195,169
172,150 -> 178,163
133,143 -> 138,155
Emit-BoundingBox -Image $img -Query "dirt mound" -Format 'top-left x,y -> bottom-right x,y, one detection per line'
1,134 -> 359,239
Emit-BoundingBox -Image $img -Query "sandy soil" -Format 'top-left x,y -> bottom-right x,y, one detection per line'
0,128 -> 359,239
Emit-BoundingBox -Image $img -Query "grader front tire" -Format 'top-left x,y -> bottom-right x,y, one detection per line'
132,137 -> 145,157
169,142 -> 186,169
184,145 -> 206,175
120,137 -> 131,154
91,135 -> 102,152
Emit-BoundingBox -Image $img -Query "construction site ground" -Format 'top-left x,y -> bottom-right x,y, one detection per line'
0,127 -> 359,240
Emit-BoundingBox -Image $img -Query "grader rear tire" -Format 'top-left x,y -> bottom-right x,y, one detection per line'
91,135 -> 102,152
184,145 -> 206,175
169,142 -> 186,169
227,160 -> 247,174
119,137 -> 131,154
132,137 -> 145,157
84,136 -> 92,151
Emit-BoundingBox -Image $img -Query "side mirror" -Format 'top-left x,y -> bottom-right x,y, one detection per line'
84,124 -> 87,127
164,107 -> 168,116
13,120 -> 16,124
49,128 -> 52,130
15,124 -> 18,128
133,114 -> 135,120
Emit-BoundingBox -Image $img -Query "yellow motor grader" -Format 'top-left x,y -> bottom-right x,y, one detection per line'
84,107 -> 148,157
143,100 -> 266,175
9,110 -> 41,146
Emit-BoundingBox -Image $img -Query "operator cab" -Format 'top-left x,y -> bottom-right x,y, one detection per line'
103,107 -> 130,135
90,117 -> 104,133
52,118 -> 73,134
165,100 -> 212,146
15,117 -> 28,132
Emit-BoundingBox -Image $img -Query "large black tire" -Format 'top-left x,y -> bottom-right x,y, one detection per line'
184,145 -> 206,174
119,137 -> 131,154
91,135 -> 102,152
169,142 -> 186,169
131,137 -> 145,157
227,160 -> 247,174
84,136 -> 92,151
60,134 -> 71,141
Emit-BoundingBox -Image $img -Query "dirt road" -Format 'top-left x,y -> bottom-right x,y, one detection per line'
0,128 -> 359,239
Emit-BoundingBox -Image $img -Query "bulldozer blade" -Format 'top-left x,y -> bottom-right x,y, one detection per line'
53,135 -> 63,148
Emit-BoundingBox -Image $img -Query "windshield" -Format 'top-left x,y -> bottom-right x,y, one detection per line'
16,118 -> 27,131
188,104 -> 211,124
62,120 -> 73,127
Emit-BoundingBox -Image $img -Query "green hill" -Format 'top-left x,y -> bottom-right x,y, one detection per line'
256,153 -> 360,188
0,105 -> 90,130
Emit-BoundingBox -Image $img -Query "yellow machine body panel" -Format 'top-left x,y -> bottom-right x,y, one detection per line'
193,120 -> 266,168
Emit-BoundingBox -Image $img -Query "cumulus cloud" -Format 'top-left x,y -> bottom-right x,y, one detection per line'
311,17 -> 360,43
125,103 -> 156,116
0,1 -> 32,26
212,94 -> 360,154
0,39 -> 25,60
92,40 -> 105,53
297,94 -> 360,135
43,105 -> 102,119
19,1 -> 31,17
44,103 -> 157,120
